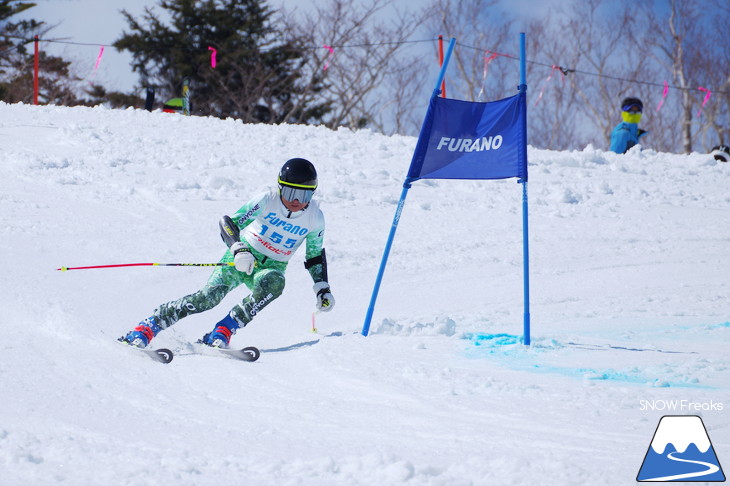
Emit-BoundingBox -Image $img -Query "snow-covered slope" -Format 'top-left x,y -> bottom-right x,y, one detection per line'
1,102 -> 728,485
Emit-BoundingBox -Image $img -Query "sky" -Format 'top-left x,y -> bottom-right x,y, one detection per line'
17,0 -> 556,95
17,0 -> 158,93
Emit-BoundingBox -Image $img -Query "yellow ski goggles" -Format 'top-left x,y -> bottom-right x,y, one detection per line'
622,111 -> 642,124
278,178 -> 316,203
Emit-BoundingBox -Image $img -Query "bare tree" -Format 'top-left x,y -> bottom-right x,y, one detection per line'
644,1 -> 696,153
553,0 -> 659,150
422,0 -> 514,102
639,0 -> 729,153
280,0 -> 427,134
419,0 -> 655,151
699,0 -> 730,148
413,0 -> 727,153
526,15 -> 583,150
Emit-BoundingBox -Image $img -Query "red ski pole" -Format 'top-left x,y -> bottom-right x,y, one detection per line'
57,262 -> 234,272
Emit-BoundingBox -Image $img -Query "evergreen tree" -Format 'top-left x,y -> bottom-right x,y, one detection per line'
0,0 -> 92,104
1,0 -> 39,101
114,0 -> 330,123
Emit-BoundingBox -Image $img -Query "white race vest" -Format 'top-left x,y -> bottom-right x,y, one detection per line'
236,191 -> 325,262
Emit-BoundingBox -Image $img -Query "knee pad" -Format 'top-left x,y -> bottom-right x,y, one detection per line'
254,270 -> 285,299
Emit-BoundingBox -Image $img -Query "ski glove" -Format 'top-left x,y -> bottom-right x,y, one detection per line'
231,242 -> 255,274
313,281 -> 335,312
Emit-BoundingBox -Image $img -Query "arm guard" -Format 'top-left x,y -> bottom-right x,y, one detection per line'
304,248 -> 328,283
219,215 -> 240,248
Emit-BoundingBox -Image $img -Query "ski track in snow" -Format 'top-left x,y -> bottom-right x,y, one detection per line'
0,102 -> 728,485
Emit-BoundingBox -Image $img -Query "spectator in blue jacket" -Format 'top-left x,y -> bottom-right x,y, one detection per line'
610,97 -> 648,153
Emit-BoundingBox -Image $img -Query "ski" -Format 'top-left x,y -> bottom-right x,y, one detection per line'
217,346 -> 260,362
196,340 -> 260,362
117,338 -> 174,364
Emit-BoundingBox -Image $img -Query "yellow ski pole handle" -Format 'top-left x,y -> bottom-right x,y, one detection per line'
57,262 -> 235,271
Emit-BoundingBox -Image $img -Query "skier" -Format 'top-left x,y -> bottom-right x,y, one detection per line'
710,144 -> 729,162
120,157 -> 334,349
609,97 -> 648,154
162,97 -> 185,114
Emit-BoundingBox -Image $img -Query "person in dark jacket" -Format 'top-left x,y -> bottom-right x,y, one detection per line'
610,97 -> 648,154
710,144 -> 729,162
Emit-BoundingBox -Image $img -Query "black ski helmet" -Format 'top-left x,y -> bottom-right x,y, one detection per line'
278,158 -> 318,189
621,97 -> 643,112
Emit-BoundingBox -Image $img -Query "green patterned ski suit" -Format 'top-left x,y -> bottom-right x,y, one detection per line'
151,190 -> 326,331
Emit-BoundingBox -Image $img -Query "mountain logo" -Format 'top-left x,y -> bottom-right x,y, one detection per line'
637,415 -> 726,482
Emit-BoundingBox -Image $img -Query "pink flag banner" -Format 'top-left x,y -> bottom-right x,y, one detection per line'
94,46 -> 105,71
534,65 -> 564,106
477,51 -> 500,101
697,87 -> 712,117
322,45 -> 335,70
87,46 -> 105,85
655,80 -> 669,112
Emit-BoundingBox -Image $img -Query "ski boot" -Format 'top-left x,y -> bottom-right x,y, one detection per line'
201,314 -> 240,348
119,316 -> 162,348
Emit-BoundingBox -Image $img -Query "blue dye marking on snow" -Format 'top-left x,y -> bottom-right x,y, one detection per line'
467,332 -> 521,346
461,332 -> 714,389
535,365 -> 713,388
660,321 -> 730,333
537,366 -> 667,387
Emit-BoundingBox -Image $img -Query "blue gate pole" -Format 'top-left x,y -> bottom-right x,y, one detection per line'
521,180 -> 530,346
362,38 -> 456,336
361,179 -> 413,336
518,32 -> 531,346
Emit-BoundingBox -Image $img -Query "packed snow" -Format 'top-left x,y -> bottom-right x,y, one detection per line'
0,101 -> 728,485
